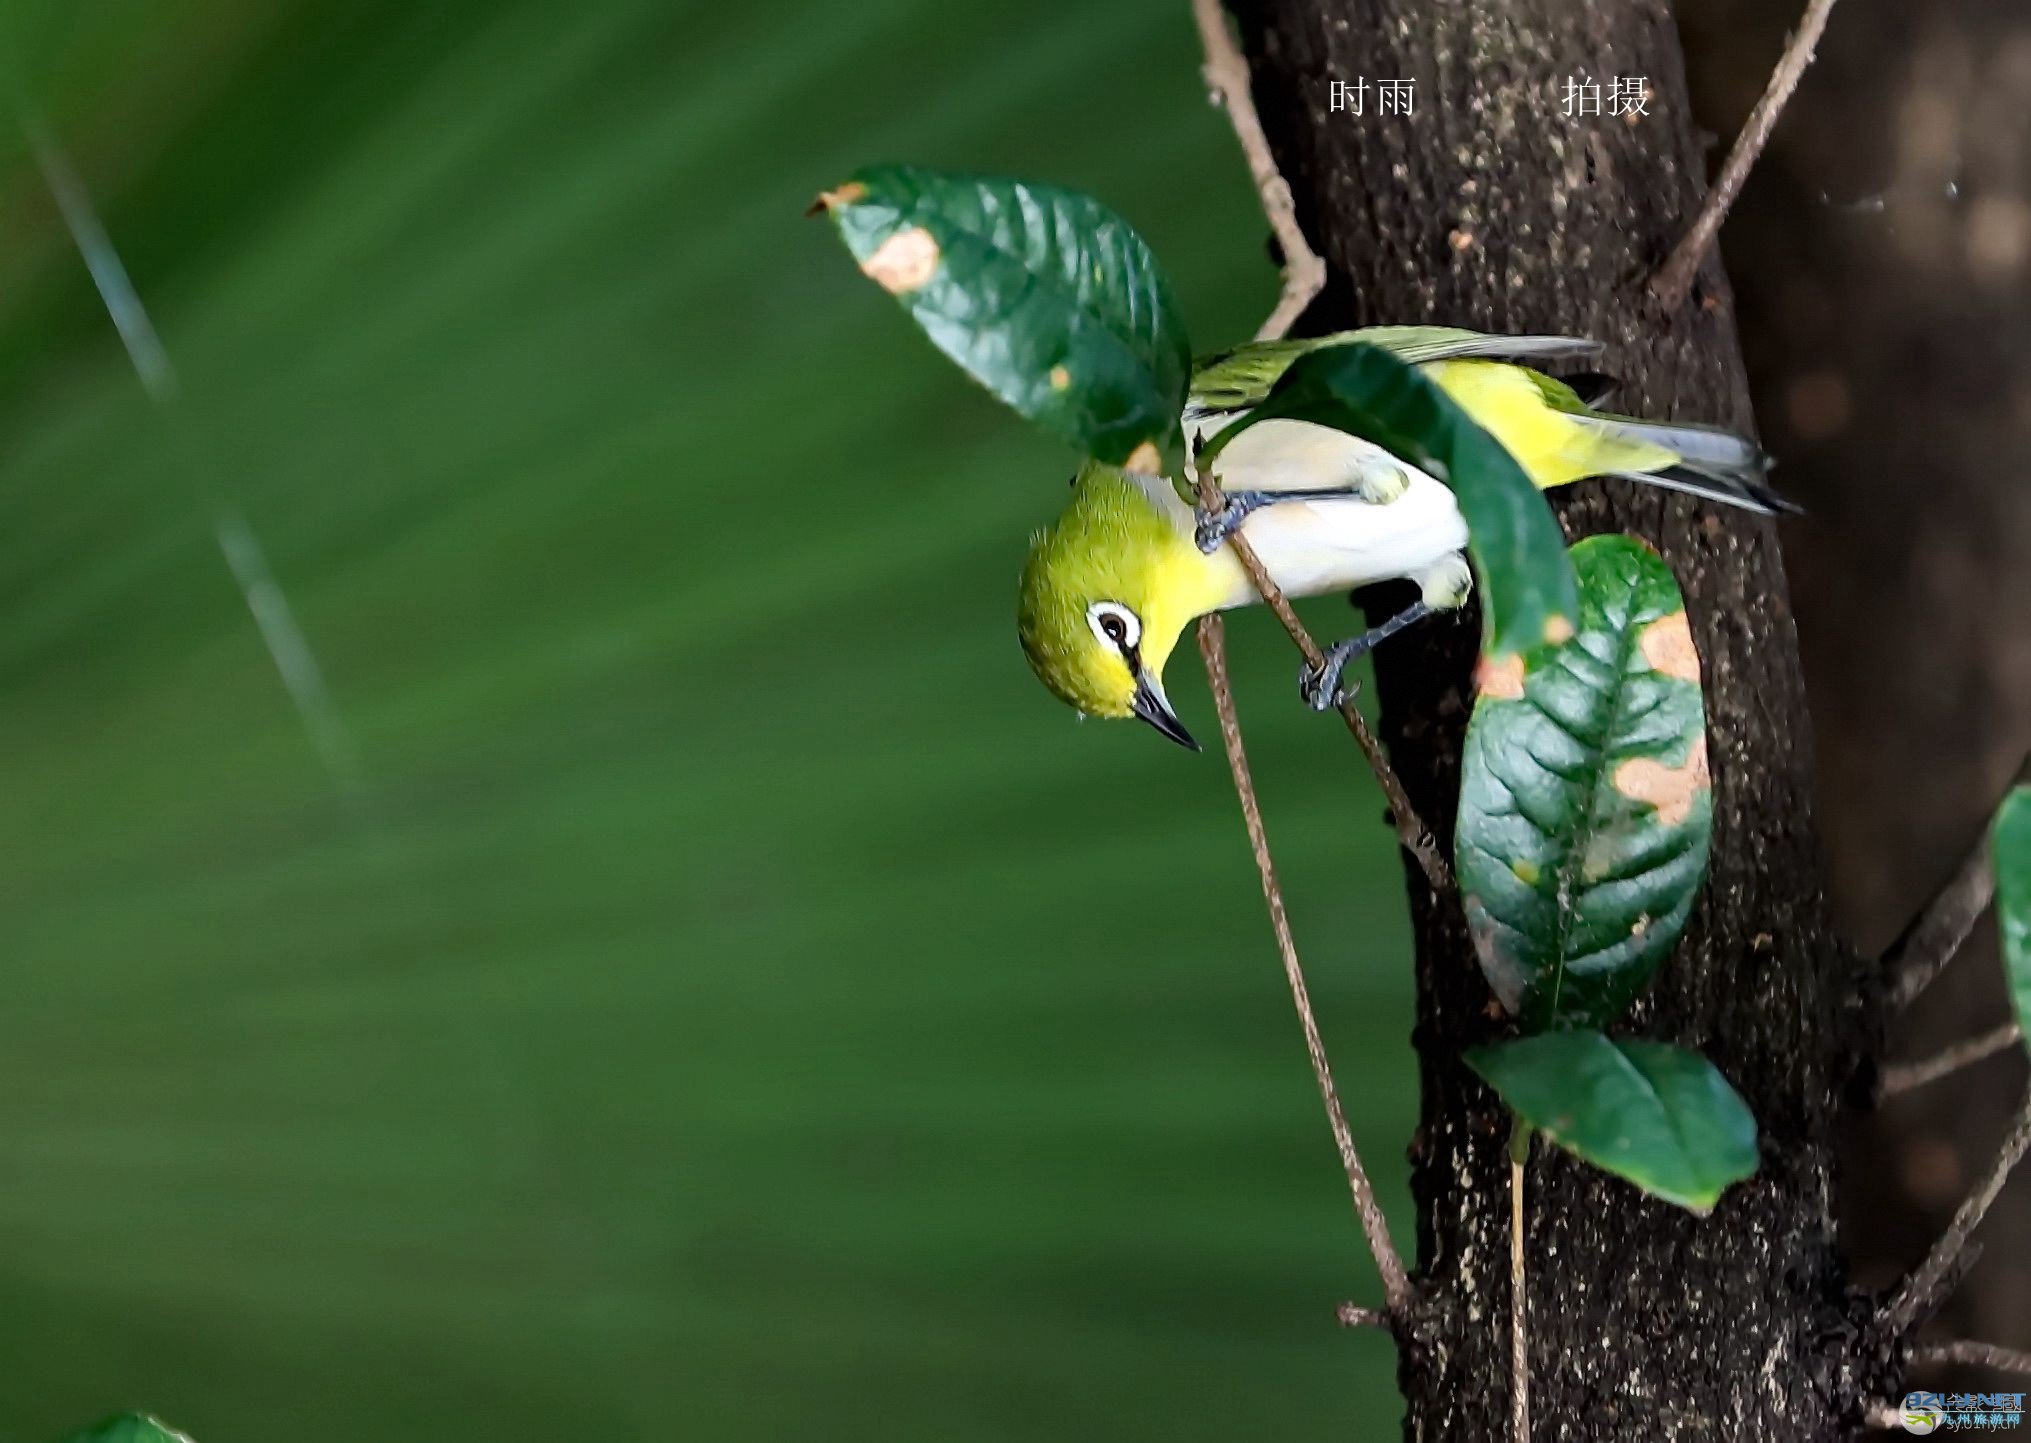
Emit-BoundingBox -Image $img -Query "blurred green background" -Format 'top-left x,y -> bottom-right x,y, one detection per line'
0,2 -> 1418,1438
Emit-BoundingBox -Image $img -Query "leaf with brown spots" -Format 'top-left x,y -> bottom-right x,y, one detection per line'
812,164 -> 1191,468
1476,652 -> 1526,700
1455,535 -> 1713,1028
1613,736 -> 1711,827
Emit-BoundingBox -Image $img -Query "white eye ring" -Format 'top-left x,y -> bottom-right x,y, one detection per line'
1086,601 -> 1141,652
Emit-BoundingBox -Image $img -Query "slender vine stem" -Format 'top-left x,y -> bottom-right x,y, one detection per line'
1885,1090 -> 2031,1331
1649,0 -> 1841,309
1187,0 -> 1452,896
1885,828 -> 1997,1010
1197,616 -> 1414,1316
1189,0 -> 1324,344
1509,1120 -> 1532,1443
1911,1340 -> 2031,1378
1878,1021 -> 2023,1099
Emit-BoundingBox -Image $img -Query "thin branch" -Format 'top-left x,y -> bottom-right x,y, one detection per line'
1885,1089 -> 2031,1331
1211,506 -> 1453,892
1885,756 -> 2026,1008
1186,0 -> 1452,895
1190,0 -> 1324,343
1649,0 -> 1840,310
15,99 -> 368,800
1879,1021 -> 2023,1099
1196,615 -> 1414,1316
1885,830 -> 1997,1010
1911,1339 -> 2031,1377
1509,1144 -> 1530,1443
1336,1301 -> 1390,1329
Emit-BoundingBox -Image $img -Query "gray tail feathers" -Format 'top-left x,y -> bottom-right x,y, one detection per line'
1581,414 -> 1799,516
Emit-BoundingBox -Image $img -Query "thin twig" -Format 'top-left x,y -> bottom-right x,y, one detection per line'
1911,1340 -> 2031,1377
1885,1090 -> 2031,1331
1336,1301 -> 1390,1329
1190,0 -> 1325,343
1508,1122 -> 1534,1441
1886,830 -> 1997,1010
1197,615 -> 1414,1316
15,99 -> 367,799
1649,0 -> 1841,310
1186,0 -> 1452,894
1879,1021 -> 2024,1099
1208,495 -> 1453,893
1509,1148 -> 1530,1443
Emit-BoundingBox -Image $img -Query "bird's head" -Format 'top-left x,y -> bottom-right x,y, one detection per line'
1017,462 -> 1202,750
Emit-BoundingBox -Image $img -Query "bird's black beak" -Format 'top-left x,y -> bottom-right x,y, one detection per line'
1131,670 -> 1200,752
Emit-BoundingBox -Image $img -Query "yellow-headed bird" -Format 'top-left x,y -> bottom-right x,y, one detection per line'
1019,326 -> 1786,749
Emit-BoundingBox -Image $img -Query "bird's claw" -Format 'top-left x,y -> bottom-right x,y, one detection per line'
1194,495 -> 1254,553
1299,602 -> 1439,712
1299,651 -> 1355,712
1358,463 -> 1410,506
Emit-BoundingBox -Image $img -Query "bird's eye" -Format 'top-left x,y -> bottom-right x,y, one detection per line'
1086,601 -> 1141,653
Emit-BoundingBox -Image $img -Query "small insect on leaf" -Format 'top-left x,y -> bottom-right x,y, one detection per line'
1467,1029 -> 1758,1213
812,164 -> 1193,468
1456,535 -> 1713,1029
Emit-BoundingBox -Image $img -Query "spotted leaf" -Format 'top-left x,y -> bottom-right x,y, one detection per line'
1457,534 -> 1712,1028
813,165 -> 1191,469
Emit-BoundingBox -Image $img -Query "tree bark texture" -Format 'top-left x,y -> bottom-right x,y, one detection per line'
1673,0 -> 2031,1364
1229,1 -> 1898,1436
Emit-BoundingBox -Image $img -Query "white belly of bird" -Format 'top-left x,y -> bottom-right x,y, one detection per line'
1187,415 -> 1472,607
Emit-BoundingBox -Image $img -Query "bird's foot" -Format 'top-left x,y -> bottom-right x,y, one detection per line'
1299,647 -> 1359,712
1194,491 -> 1272,553
1416,554 -> 1475,611
1298,600 -> 1439,711
1357,461 -> 1411,506
1195,485 -> 1374,552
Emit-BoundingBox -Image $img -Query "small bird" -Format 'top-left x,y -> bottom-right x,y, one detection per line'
1018,326 -> 1787,750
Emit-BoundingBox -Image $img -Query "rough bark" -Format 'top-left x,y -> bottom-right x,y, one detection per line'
1228,1 -> 1895,1436
1672,0 -> 2031,1363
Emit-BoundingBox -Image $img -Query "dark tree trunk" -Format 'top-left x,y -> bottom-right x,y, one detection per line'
1229,1 -> 1896,1435
1672,0 -> 2031,1364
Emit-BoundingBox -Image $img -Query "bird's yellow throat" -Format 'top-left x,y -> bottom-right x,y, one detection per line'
1016,466 -> 1234,720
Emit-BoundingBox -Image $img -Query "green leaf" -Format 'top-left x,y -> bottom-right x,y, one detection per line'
58,1416 -> 195,1443
1466,1030 -> 1758,1212
1457,535 -> 1712,1028
813,164 -> 1192,468
1996,786 -> 2031,1057
1195,341 -> 1578,658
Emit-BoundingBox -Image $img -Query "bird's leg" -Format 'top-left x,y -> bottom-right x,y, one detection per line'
1353,459 -> 1411,507
1299,600 -> 1436,711
1193,462 -> 1412,553
1194,489 -> 1340,552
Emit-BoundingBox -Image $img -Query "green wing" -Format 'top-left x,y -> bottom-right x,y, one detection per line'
1188,326 -> 1604,414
